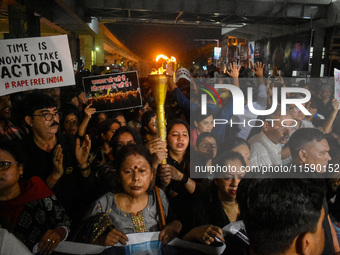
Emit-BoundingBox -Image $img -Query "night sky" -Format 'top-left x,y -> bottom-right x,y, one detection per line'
105,23 -> 221,62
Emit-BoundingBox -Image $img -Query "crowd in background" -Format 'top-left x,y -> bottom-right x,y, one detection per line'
0,61 -> 340,255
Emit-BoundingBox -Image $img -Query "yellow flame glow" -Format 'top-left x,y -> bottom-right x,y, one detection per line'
156,54 -> 169,62
151,54 -> 176,75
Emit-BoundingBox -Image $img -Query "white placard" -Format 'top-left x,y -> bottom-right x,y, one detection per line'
0,35 -> 75,96
33,232 -> 161,255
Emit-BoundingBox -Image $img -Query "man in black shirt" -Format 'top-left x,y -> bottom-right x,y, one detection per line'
22,92 -> 97,229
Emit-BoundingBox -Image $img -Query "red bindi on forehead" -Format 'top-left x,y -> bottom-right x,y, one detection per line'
134,165 -> 138,169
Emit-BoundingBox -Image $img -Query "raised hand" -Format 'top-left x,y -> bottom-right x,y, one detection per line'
76,135 -> 91,168
332,98 -> 339,111
252,62 -> 264,78
84,103 -> 96,119
166,63 -> 174,76
226,62 -> 241,79
52,144 -> 64,178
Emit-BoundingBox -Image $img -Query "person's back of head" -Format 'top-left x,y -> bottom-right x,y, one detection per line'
288,128 -> 326,164
237,177 -> 325,255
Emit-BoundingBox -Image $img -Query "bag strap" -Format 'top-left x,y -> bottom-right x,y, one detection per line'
155,186 -> 166,230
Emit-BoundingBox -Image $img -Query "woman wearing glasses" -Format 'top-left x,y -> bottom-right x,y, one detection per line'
0,142 -> 71,254
193,132 -> 218,170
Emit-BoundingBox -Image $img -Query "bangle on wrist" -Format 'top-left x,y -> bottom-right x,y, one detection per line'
79,162 -> 90,171
180,174 -> 189,185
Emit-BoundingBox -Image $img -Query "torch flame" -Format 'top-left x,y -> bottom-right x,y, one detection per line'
151,54 -> 177,75
156,54 -> 169,62
150,67 -> 166,75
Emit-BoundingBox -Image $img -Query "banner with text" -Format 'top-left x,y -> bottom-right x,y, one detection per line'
0,35 -> 75,96
82,71 -> 142,112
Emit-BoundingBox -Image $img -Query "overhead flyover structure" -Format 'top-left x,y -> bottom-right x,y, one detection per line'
84,0 -> 331,37
83,0 -> 340,77
0,0 -> 142,71
1,0 -> 340,75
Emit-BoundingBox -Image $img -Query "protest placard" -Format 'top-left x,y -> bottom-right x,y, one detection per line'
32,231 -> 228,255
334,68 -> 340,109
82,71 -> 142,112
33,222 -> 249,255
0,35 -> 75,96
33,232 -> 161,255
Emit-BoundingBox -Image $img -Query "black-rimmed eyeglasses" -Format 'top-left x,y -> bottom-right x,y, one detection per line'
33,112 -> 62,121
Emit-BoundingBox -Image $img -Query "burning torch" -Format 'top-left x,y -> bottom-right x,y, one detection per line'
149,55 -> 176,164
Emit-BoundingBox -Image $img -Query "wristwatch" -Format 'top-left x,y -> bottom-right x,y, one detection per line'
180,174 -> 189,185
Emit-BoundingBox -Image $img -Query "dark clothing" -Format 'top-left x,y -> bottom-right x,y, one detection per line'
323,197 -> 334,255
0,177 -> 70,250
95,159 -> 118,195
187,185 -> 230,231
167,155 -> 186,173
184,184 -> 248,255
329,186 -> 340,223
311,115 -> 325,128
317,98 -> 334,119
166,154 -> 190,195
164,154 -> 193,233
23,133 -> 98,229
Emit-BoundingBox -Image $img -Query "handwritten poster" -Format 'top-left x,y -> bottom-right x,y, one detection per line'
0,35 -> 75,96
334,68 -> 340,109
82,71 -> 142,112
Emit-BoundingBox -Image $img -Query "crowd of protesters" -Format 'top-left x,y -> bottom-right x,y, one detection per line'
0,61 -> 340,255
